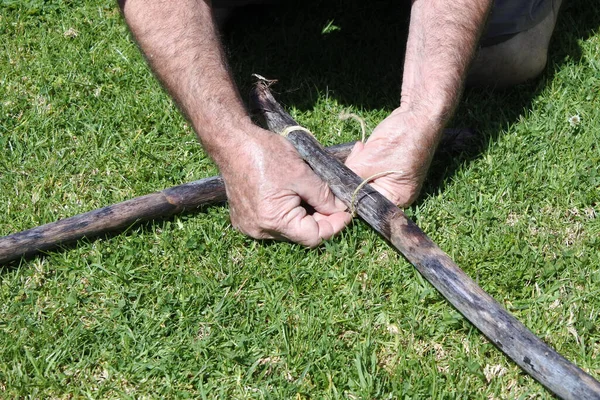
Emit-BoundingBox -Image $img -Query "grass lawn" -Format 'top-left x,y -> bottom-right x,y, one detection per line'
1,0 -> 599,398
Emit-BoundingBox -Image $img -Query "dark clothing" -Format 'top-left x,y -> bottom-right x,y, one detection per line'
212,0 -> 555,46
482,0 -> 554,46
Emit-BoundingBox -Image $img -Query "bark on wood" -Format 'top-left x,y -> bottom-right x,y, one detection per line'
250,79 -> 600,400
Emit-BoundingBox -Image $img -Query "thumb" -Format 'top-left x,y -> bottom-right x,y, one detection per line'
345,140 -> 376,180
295,171 -> 349,215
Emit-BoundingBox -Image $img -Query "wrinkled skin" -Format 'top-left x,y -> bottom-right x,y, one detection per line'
221,127 -> 351,247
345,109 -> 441,207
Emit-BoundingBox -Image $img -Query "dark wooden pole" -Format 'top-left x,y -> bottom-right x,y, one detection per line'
0,143 -> 355,265
0,175 -> 225,265
250,79 -> 600,400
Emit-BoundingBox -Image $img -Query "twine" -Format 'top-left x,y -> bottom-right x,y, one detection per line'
278,116 -> 401,217
339,112 -> 367,142
350,170 -> 404,216
279,125 -> 313,138
337,112 -> 403,215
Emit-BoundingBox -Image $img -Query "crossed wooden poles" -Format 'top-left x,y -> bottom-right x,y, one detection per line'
1,80 -> 599,399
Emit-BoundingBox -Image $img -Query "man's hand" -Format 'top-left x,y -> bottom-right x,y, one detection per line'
220,126 -> 351,247
120,0 -> 350,246
345,0 -> 492,206
344,109 -> 441,207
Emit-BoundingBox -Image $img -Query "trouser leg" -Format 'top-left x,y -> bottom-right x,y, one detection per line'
211,0 -> 277,26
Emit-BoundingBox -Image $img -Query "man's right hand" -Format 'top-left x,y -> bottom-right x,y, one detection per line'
120,0 -> 350,246
219,126 -> 351,247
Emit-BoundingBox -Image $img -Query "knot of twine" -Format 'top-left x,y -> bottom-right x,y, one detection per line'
279,116 -> 403,217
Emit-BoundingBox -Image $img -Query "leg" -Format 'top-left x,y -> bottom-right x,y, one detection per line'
467,0 -> 562,88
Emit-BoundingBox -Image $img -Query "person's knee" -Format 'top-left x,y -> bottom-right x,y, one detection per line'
467,0 -> 562,88
467,29 -> 548,87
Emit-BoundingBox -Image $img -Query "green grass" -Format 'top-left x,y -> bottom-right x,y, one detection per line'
1,0 -> 599,398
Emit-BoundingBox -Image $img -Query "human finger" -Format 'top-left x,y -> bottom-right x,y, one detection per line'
279,208 -> 350,248
294,168 -> 349,215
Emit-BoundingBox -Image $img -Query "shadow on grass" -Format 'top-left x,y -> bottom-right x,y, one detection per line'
223,0 -> 599,207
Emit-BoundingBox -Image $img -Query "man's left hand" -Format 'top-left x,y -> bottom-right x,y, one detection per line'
344,108 -> 442,207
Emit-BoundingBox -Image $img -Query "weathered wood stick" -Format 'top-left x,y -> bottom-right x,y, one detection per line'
250,79 -> 600,400
0,175 -> 225,265
0,143 -> 356,265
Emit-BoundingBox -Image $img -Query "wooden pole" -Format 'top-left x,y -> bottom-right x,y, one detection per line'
250,79 -> 600,400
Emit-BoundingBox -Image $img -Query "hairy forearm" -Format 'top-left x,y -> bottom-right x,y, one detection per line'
119,1 -> 351,245
401,0 -> 492,128
118,0 -> 251,166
